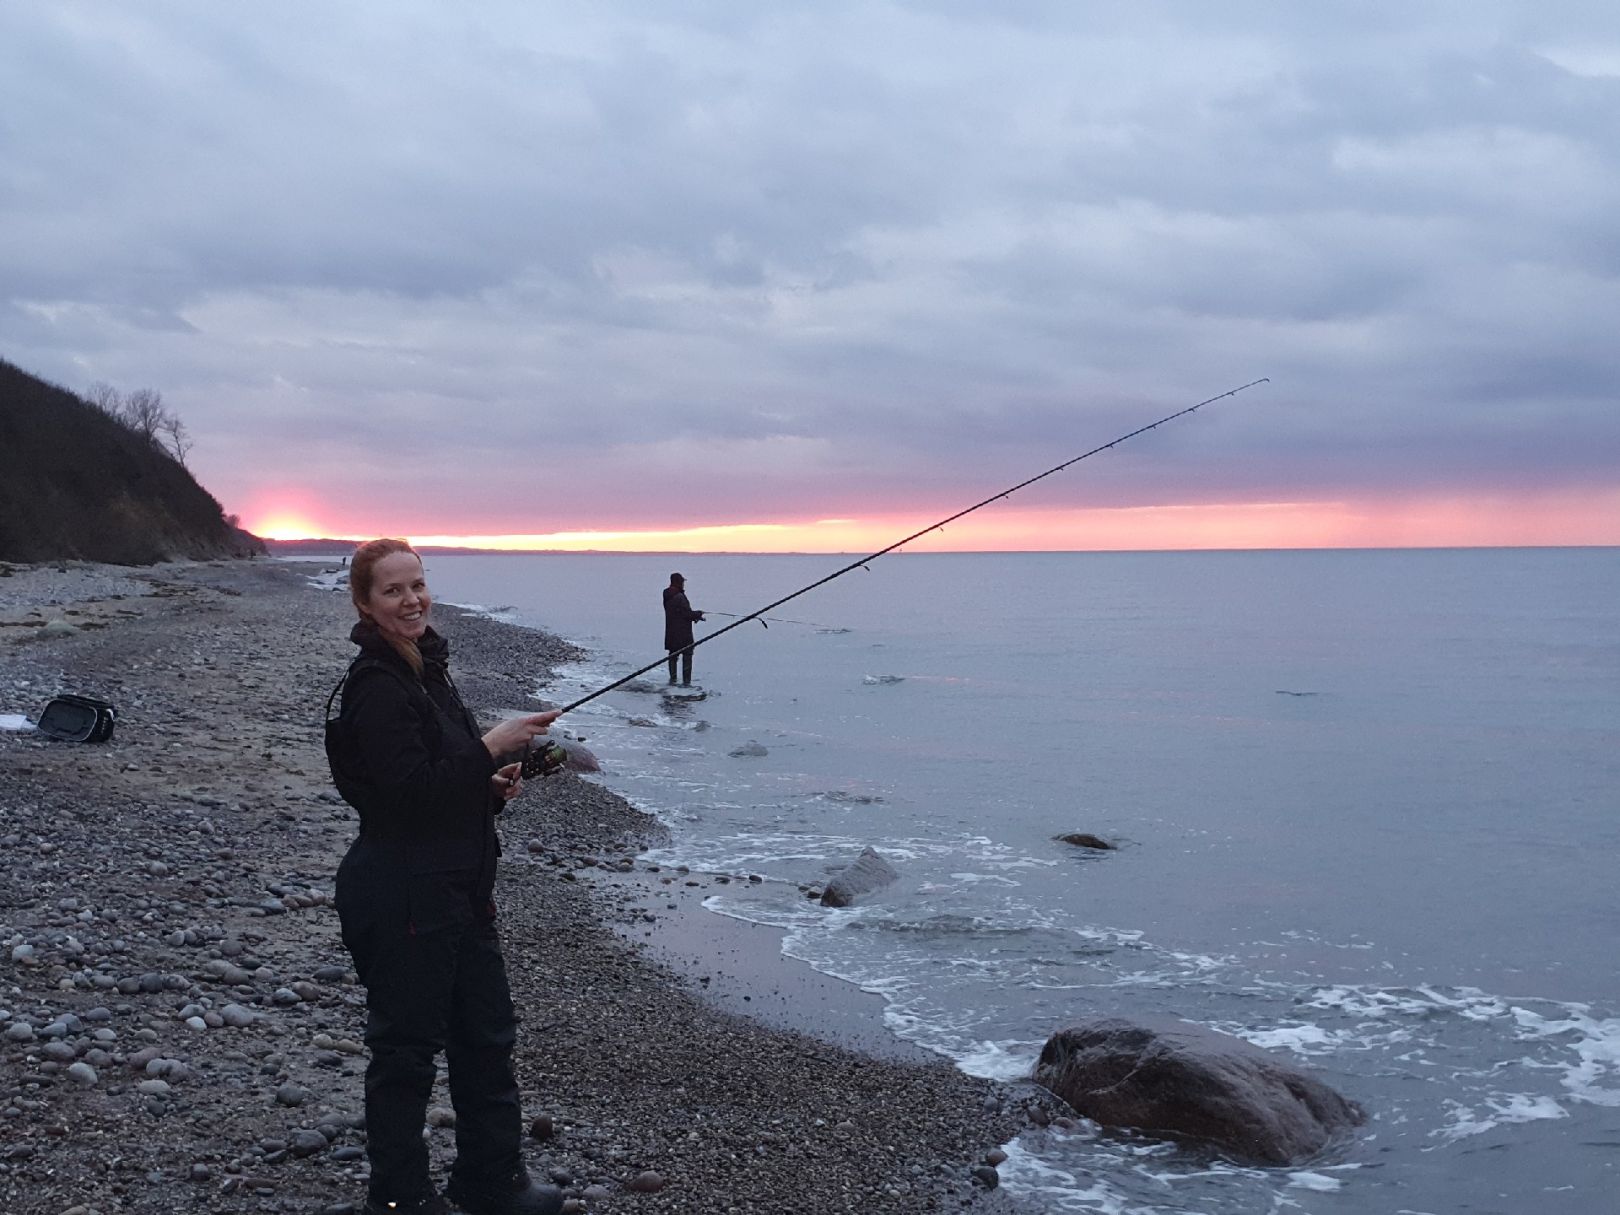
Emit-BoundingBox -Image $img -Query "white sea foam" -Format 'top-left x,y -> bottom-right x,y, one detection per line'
1286,1170 -> 1346,1191
1435,1093 -> 1567,1141
1237,1022 -> 1338,1054
303,568 -> 347,592
994,1140 -> 1135,1215
1299,983 -> 1509,1022
954,1038 -> 1041,1080
1511,1005 -> 1620,1106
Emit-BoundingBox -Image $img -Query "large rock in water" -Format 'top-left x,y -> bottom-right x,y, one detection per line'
1033,1017 -> 1364,1165
556,738 -> 600,773
819,846 -> 899,908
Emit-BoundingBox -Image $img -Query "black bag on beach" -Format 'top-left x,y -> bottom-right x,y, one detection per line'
37,694 -> 117,743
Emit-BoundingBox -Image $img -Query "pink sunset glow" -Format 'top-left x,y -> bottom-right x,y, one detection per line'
242,487 -> 1620,553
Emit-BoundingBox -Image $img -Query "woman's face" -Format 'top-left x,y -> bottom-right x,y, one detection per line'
363,551 -> 431,644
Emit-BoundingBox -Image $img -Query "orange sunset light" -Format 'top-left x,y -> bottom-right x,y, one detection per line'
252,515 -> 327,541
247,486 -> 1620,552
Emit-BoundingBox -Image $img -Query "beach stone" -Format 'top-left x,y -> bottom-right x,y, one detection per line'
275,1083 -> 310,1107
5,1022 -> 35,1042
557,738 -> 600,772
66,1061 -> 98,1086
819,846 -> 900,908
1033,1016 -> 1365,1165
728,740 -> 768,758
627,1170 -> 666,1193
290,1129 -> 328,1157
137,1078 -> 171,1097
220,1002 -> 261,1027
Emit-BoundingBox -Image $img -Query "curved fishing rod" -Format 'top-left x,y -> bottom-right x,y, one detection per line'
549,378 -> 1267,718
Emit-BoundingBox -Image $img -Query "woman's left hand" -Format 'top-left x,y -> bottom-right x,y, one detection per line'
491,761 -> 524,802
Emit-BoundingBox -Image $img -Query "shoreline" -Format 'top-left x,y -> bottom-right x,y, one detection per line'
0,558 -> 1058,1213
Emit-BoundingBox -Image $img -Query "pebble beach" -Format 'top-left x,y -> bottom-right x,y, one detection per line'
0,558 -> 1058,1215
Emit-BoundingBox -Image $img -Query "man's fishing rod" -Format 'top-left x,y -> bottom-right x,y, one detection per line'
543,378 -> 1267,722
705,609 -> 831,629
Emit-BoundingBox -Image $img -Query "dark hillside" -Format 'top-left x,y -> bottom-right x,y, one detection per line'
0,357 -> 264,564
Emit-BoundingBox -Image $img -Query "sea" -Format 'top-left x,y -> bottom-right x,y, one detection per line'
358,547 -> 1617,1214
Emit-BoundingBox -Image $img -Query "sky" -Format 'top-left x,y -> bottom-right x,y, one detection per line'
3,1 -> 1618,551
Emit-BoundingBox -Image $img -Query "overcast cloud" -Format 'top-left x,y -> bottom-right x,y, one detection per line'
3,1 -> 1618,540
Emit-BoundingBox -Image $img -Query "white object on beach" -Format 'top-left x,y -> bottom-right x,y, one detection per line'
0,714 -> 36,732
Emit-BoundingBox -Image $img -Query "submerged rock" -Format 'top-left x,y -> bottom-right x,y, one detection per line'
1055,832 -> 1114,850
820,846 -> 899,908
1032,1016 -> 1364,1165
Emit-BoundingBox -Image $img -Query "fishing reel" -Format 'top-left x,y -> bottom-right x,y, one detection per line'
520,738 -> 569,779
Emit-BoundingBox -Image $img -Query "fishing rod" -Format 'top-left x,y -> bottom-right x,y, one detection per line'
705,609 -> 832,629
537,378 -> 1267,726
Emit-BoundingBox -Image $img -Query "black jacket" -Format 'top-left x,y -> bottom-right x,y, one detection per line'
663,586 -> 701,650
337,622 -> 500,909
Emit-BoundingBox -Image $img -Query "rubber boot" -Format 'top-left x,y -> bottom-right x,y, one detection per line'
446,1170 -> 564,1215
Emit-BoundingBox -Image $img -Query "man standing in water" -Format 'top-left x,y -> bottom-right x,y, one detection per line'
663,572 -> 704,686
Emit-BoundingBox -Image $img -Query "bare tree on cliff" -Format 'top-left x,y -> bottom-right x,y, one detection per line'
86,383 -> 193,466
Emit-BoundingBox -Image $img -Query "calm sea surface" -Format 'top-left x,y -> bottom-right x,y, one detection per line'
388,548 -> 1617,1214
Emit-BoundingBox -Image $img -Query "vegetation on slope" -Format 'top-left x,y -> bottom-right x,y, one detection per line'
0,357 -> 264,564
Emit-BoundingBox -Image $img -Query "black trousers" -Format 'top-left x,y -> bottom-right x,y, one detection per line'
337,858 -> 522,1202
666,646 -> 692,685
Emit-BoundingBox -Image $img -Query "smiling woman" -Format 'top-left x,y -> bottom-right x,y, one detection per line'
330,537 -> 565,1215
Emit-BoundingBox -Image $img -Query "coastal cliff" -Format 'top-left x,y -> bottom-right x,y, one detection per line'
0,357 -> 263,565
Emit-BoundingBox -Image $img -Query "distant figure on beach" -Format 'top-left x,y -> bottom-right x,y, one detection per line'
663,571 -> 704,686
329,538 -> 564,1215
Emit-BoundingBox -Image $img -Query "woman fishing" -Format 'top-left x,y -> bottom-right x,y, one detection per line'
330,538 -> 564,1215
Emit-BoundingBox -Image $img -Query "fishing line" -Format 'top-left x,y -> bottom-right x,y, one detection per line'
548,378 -> 1267,717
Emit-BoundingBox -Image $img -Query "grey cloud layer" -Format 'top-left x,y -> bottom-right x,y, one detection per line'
2,1 -> 1617,529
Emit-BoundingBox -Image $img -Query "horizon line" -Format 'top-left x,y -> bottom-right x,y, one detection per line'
264,538 -> 1618,557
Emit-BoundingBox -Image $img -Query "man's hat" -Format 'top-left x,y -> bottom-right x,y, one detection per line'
670,572 -> 685,583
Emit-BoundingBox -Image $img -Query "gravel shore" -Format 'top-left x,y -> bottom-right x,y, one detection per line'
0,559 -> 1060,1215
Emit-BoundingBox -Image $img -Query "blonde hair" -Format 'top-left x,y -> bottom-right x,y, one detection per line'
348,537 -> 424,677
